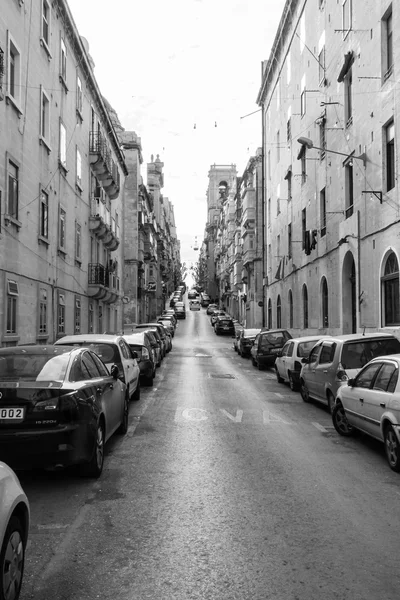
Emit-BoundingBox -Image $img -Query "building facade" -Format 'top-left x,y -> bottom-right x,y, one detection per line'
257,0 -> 399,336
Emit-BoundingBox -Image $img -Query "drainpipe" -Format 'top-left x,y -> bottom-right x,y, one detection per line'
261,105 -> 266,328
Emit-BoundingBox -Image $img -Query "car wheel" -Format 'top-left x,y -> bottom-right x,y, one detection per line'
300,380 -> 310,403
144,373 -> 154,387
117,394 -> 129,435
132,381 -> 141,401
288,372 -> 297,391
81,420 -> 105,478
327,392 -> 335,414
251,356 -> 256,366
0,516 -> 26,600
258,362 -> 264,371
332,402 -> 354,437
275,368 -> 284,383
384,424 -> 400,472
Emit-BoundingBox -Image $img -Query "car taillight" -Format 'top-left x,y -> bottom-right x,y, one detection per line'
142,347 -> 150,360
33,398 -> 59,411
336,363 -> 348,381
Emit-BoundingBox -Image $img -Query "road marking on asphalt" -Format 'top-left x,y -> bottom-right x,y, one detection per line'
220,409 -> 243,422
174,408 -> 291,425
275,393 -> 285,398
263,411 -> 291,424
312,422 -> 329,433
36,524 -> 70,530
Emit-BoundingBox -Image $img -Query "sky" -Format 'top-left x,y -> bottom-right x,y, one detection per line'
67,0 -> 286,268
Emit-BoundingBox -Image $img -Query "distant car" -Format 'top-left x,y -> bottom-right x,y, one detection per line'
141,329 -> 163,367
214,316 -> 235,335
206,304 -> 218,315
237,328 -> 261,357
174,302 -> 186,319
210,310 -> 227,326
190,300 -> 201,311
188,290 -> 199,300
300,333 -> 400,413
133,323 -> 168,357
0,345 -> 129,476
200,294 -> 211,307
123,331 -> 156,386
332,354 -> 400,472
55,333 -> 141,402
158,318 -> 175,337
0,461 -> 30,600
161,311 -> 177,326
275,335 -> 332,390
250,329 -> 292,370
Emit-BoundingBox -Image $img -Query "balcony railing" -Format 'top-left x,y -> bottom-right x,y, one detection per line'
88,263 -> 109,287
89,132 -> 120,199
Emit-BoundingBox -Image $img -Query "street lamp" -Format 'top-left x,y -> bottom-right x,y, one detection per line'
297,137 -> 366,165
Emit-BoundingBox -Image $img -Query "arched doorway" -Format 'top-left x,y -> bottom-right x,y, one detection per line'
342,251 -> 357,333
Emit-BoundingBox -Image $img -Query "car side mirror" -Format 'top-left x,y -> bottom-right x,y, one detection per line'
348,378 -> 355,387
301,357 -> 309,364
131,350 -> 138,360
110,365 -> 119,379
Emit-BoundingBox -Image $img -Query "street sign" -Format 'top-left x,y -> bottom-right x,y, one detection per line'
147,282 -> 157,292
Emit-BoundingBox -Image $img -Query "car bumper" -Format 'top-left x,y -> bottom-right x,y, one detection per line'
257,355 -> 278,367
139,360 -> 155,379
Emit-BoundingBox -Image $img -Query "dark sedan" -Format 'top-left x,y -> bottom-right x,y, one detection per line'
123,331 -> 156,386
0,345 -> 128,477
214,316 -> 235,335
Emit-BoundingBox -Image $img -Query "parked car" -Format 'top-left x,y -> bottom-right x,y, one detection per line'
237,328 -> 261,357
161,310 -> 177,326
250,329 -> 292,370
0,461 -> 30,600
158,318 -> 175,337
200,293 -> 211,307
190,300 -> 201,311
300,333 -> 400,413
210,310 -> 227,326
159,324 -> 172,352
0,345 -> 129,476
133,323 -> 168,356
214,316 -> 235,335
332,354 -> 400,472
233,325 -> 244,352
55,333 -> 140,401
174,302 -> 186,319
188,289 -> 199,300
143,329 -> 163,367
206,303 -> 218,315
123,331 -> 156,386
275,335 -> 332,390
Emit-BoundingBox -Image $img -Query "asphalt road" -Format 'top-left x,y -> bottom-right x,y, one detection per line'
19,307 -> 400,599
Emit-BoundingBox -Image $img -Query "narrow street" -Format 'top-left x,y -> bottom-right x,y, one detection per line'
20,307 -> 400,600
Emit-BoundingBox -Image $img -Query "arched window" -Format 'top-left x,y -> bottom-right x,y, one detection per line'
288,290 -> 293,328
382,252 -> 400,326
321,277 -> 329,327
268,299 -> 272,329
277,295 -> 282,328
303,284 -> 308,329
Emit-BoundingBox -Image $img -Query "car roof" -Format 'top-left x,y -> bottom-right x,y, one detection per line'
313,333 -> 398,343
0,345 -> 73,356
123,332 -> 147,344
54,334 -> 124,344
370,353 -> 400,363
288,335 -> 332,344
243,328 -> 261,335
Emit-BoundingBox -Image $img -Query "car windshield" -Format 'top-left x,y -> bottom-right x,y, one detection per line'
341,338 -> 400,370
297,340 -> 320,357
59,342 -> 119,364
0,352 -> 70,381
243,329 -> 260,337
260,331 -> 289,348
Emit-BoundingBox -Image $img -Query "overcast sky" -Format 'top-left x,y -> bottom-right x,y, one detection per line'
67,0 -> 286,267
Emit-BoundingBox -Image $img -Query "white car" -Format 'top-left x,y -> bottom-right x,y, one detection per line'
55,334 -> 141,401
275,336 -> 332,390
0,461 -> 30,600
190,300 -> 201,311
333,354 -> 400,472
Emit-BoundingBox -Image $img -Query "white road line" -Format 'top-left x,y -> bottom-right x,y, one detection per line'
312,422 -> 329,433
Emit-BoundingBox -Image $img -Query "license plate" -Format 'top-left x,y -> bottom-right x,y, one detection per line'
0,407 -> 25,420
271,348 -> 280,354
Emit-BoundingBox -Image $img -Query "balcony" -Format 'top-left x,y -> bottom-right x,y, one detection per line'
241,189 -> 256,227
88,263 -> 119,304
89,196 -> 120,249
89,132 -> 120,199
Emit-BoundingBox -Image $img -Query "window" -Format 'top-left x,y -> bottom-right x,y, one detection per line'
59,121 -> 67,169
319,342 -> 336,364
39,287 -> 47,335
88,302 -> 94,333
300,148 -> 307,183
374,363 -> 397,393
383,8 -> 393,81
268,299 -> 272,329
319,118 -> 326,160
39,189 -> 48,238
344,67 -> 353,127
59,207 -> 66,250
60,38 -> 67,85
6,280 -> 18,335
75,222 -> 81,260
320,188 -> 326,237
75,297 -> 81,333
288,223 -> 292,259
342,0 -> 352,37
386,121 -> 395,192
301,90 -> 306,117
303,284 -> 308,329
41,0 -> 51,51
7,32 -> 21,107
287,117 -> 291,144
302,208 -> 306,250
321,277 -> 329,327
344,160 -> 354,218
382,252 -> 400,326
354,363 -> 381,389
277,295 -> 282,328
7,158 -> 19,220
318,46 -> 325,85
76,75 -> 83,116
76,147 -> 82,188
57,292 -> 65,335
288,290 -> 293,328
40,86 -> 50,146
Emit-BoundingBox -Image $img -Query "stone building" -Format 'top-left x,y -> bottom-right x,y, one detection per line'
0,0 -> 126,343
257,0 -> 399,336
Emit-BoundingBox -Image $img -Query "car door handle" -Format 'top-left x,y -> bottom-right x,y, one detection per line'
380,402 -> 386,408
359,398 -> 364,403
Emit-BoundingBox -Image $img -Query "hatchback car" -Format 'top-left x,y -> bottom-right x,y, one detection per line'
250,329 -> 292,370
158,318 -> 175,337
0,346 -> 129,476
133,323 -> 168,356
206,303 -> 218,316
0,461 -> 30,600
214,316 -> 235,335
55,334 -> 141,402
174,302 -> 186,319
275,335 -> 332,390
300,333 -> 400,413
188,290 -> 199,300
237,328 -> 261,357
190,300 -> 201,311
123,331 -> 156,386
332,354 -> 400,472
210,310 -> 227,326
142,329 -> 163,367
